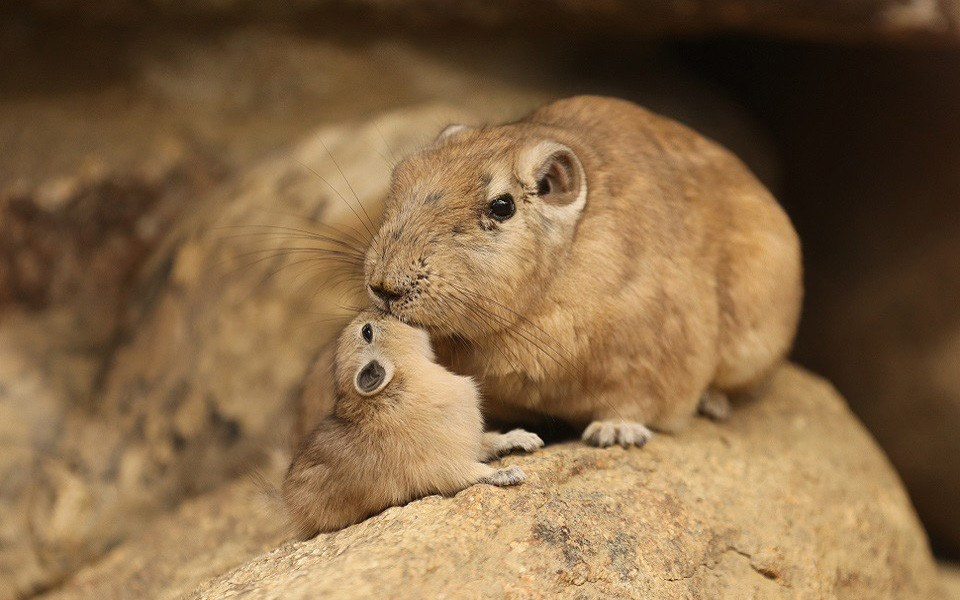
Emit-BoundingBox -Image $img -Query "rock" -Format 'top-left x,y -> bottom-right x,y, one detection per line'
11,0 -> 960,41
36,472 -> 290,600
939,563 -> 960,600
39,366 -> 942,600
942,563 -> 960,599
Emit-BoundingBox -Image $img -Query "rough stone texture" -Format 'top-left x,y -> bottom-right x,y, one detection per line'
36,471 -> 291,600
8,0 -> 960,41
38,366 -> 942,600
942,563 -> 960,599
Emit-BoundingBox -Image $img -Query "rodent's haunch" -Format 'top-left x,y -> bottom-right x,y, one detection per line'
365,95 -> 803,446
283,311 -> 542,538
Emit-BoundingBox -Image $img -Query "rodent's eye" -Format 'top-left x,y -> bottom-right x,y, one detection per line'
537,176 -> 551,196
488,193 -> 515,221
361,323 -> 373,343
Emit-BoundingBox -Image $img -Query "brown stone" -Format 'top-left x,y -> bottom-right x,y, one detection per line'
39,366 -> 942,600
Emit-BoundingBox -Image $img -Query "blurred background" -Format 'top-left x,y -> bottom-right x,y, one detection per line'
1,1 -> 959,598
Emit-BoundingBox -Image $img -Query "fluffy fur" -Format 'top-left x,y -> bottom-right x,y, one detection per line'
282,311 -> 542,538
364,95 -> 803,445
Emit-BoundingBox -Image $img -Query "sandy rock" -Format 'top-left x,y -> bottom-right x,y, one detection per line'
36,473 -> 290,600
942,563 -> 960,600
39,366 -> 942,600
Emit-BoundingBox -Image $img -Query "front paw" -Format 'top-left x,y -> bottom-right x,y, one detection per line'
582,420 -> 653,448
498,428 -> 544,454
481,465 -> 527,486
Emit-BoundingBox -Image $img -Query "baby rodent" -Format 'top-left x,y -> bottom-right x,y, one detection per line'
364,95 -> 803,446
283,311 -> 543,538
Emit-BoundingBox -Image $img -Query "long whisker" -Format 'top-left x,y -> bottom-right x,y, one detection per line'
315,139 -> 378,234
442,285 -> 573,376
431,293 -> 570,430
432,294 -> 528,383
227,246 -> 365,263
218,249 -> 364,288
293,156 -> 375,239
450,282 -> 583,368
373,124 -> 400,167
224,207 -> 373,251
437,280 -> 625,422
217,224 -> 367,254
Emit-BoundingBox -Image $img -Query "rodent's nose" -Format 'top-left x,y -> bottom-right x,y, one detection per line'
369,284 -> 404,304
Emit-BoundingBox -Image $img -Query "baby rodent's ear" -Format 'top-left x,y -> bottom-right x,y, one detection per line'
354,359 -> 395,396
436,123 -> 470,142
521,141 -> 587,212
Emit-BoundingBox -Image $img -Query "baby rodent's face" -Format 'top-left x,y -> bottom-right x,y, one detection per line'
364,125 -> 588,338
335,311 -> 434,397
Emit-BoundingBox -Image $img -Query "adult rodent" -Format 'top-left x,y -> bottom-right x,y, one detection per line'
283,311 -> 543,538
363,95 -> 802,446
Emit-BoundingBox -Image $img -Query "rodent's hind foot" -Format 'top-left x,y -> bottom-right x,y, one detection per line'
582,420 -> 653,448
481,429 -> 544,461
480,465 -> 527,486
697,389 -> 731,421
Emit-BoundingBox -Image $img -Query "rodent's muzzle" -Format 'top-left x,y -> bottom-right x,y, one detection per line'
367,283 -> 407,313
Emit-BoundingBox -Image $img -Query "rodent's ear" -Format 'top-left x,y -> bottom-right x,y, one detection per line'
436,123 -> 469,142
522,141 -> 587,211
354,359 -> 394,396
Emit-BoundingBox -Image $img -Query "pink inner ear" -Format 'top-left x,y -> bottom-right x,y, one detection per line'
539,150 -> 581,205
545,155 -> 574,193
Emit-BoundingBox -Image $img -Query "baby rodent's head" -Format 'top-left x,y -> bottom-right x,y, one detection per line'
365,124 -> 588,338
334,310 -> 434,400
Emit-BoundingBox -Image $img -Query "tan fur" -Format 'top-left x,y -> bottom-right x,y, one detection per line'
282,311 -> 540,538
364,96 -> 803,445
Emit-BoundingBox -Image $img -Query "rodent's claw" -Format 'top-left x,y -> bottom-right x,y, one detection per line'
501,428 -> 545,453
582,420 -> 653,448
482,465 -> 527,486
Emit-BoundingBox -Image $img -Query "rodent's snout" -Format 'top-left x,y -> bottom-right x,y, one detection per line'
365,252 -> 410,311
369,284 -> 404,304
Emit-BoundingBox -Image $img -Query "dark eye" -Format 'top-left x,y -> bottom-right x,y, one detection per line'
537,177 -> 551,195
488,194 -> 515,220
361,323 -> 373,343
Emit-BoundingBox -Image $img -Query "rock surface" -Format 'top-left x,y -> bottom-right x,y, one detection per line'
40,366 -> 943,600
942,563 -> 960,599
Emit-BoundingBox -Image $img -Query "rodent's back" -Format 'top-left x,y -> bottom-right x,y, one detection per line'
528,95 -> 803,392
